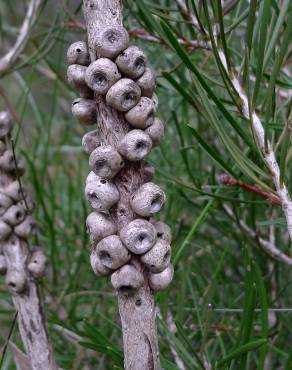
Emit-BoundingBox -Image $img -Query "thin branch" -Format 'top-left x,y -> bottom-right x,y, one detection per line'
0,0 -> 42,76
223,205 -> 292,266
129,29 -> 210,50
219,174 -> 282,206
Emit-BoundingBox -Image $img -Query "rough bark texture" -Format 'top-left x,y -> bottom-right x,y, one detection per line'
83,1 -> 161,369
0,158 -> 57,370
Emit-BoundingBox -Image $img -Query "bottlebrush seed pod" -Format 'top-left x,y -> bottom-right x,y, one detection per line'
130,182 -> 166,217
111,264 -> 144,292
151,220 -> 172,243
14,216 -> 37,239
72,98 -> 97,125
0,220 -> 12,241
2,181 -> 24,202
95,25 -> 129,59
67,64 -> 93,98
85,58 -> 121,94
27,248 -> 48,279
0,255 -> 7,275
89,145 -> 124,179
141,239 -> 171,273
120,219 -> 157,255
125,97 -> 155,128
86,171 -> 100,184
6,270 -> 27,294
0,111 -> 13,138
18,194 -> 35,213
118,130 -> 152,162
136,67 -> 156,98
0,193 -> 13,216
67,41 -> 90,66
145,117 -> 165,146
85,177 -> 119,211
86,211 -> 117,244
106,78 -> 141,112
115,46 -> 146,79
94,235 -> 131,270
90,249 -> 112,276
2,205 -> 26,226
0,150 -> 25,175
149,265 -> 174,291
82,130 -> 100,154
0,140 -> 6,155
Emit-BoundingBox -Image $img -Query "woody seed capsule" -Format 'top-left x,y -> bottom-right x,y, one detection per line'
149,265 -> 174,291
86,211 -> 117,244
136,68 -> 156,98
67,41 -> 90,66
0,193 -> 13,216
85,58 -> 121,94
67,64 -> 93,98
0,220 -> 12,241
118,130 -> 152,161
145,117 -> 164,146
85,176 -> 119,211
89,145 -> 124,179
120,219 -> 157,254
111,264 -> 144,292
94,235 -> 131,270
14,216 -> 37,239
0,111 -> 13,138
82,130 -> 100,154
106,78 -> 141,112
130,182 -> 166,217
141,239 -> 171,273
2,205 -> 26,226
27,248 -> 48,279
125,97 -> 155,129
95,25 -> 129,59
115,46 -> 146,79
72,98 -> 97,125
6,270 -> 27,294
151,220 -> 172,243
90,250 -> 112,276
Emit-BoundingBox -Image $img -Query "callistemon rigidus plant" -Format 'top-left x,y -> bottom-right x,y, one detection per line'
0,112 -> 57,370
67,1 -> 173,368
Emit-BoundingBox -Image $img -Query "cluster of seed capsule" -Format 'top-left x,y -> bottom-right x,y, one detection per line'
0,111 -> 47,294
67,24 -> 173,292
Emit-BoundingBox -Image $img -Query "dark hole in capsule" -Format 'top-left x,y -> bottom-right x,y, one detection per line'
163,251 -> 170,261
120,161 -> 124,166
136,141 -> 145,150
135,298 -> 142,306
99,251 -> 112,263
125,92 -> 135,101
108,33 -> 117,44
100,179 -> 107,184
157,232 -> 163,238
135,57 -> 145,69
15,212 -> 21,219
9,282 -> 16,288
120,285 -> 133,293
76,48 -> 81,52
138,234 -> 145,242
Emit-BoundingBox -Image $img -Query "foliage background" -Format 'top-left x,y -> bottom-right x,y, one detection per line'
0,0 -> 291,369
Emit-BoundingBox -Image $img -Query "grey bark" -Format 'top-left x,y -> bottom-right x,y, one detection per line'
82,1 -> 161,369
0,161 -> 57,370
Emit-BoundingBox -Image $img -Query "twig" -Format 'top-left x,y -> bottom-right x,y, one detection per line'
223,204 -> 292,266
219,174 -> 282,206
0,312 -> 18,368
166,311 -> 186,370
0,0 -> 42,76
129,29 -> 210,50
